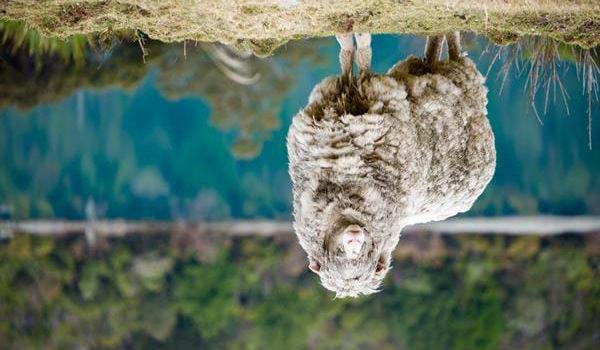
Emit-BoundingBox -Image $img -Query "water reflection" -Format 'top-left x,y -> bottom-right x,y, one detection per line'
288,33 -> 496,297
0,27 -> 597,220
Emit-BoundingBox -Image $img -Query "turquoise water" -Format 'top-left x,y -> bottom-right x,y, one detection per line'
0,34 -> 598,221
0,31 -> 599,350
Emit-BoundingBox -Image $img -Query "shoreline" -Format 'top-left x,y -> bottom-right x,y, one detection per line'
1,216 -> 599,238
1,1 -> 599,56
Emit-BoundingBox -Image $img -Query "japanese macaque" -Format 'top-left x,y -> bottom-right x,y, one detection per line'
287,32 -> 496,297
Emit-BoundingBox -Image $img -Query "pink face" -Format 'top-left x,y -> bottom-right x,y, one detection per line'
307,224 -> 367,273
339,224 -> 366,259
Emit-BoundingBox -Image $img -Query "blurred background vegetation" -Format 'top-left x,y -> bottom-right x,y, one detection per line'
0,20 -> 148,109
0,20 -> 598,221
0,232 -> 597,350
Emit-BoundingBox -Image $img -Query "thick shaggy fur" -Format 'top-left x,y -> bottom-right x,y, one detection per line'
287,55 -> 496,297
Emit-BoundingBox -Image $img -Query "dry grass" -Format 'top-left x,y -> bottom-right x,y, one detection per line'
577,48 -> 599,149
482,36 -> 599,148
1,1 -> 599,56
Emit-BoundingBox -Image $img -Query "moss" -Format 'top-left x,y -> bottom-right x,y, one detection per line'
59,3 -> 96,25
232,37 -> 289,57
486,30 -> 522,46
39,15 -> 59,31
0,0 -> 599,55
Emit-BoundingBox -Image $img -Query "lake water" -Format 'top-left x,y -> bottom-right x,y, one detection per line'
0,28 -> 598,349
0,34 -> 598,220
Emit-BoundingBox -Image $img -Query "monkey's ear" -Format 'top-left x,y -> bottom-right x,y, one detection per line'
308,260 -> 321,274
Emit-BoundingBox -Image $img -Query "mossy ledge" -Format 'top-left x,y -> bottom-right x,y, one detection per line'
1,0 -> 599,56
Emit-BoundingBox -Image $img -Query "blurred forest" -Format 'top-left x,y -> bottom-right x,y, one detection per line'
0,232 -> 598,350
0,21 -> 599,220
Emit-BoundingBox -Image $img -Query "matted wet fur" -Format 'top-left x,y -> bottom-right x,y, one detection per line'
287,35 -> 496,298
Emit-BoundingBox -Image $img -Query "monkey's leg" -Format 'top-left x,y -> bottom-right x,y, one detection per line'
424,35 -> 444,66
446,31 -> 462,61
336,33 -> 355,79
354,33 -> 372,76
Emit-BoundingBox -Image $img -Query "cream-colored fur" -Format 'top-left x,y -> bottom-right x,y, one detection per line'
287,33 -> 496,297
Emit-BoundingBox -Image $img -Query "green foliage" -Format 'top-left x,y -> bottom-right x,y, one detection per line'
174,253 -> 241,340
0,27 -> 150,111
385,266 -> 504,350
0,233 -> 597,349
0,20 -> 92,66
